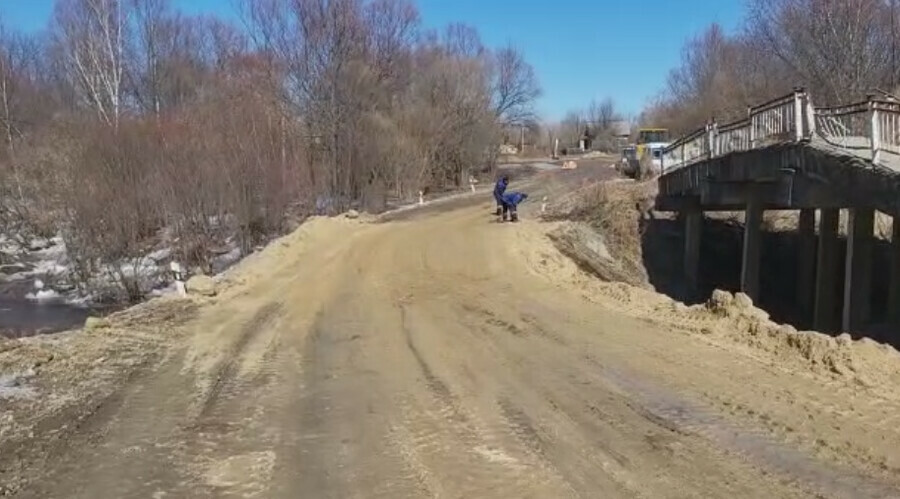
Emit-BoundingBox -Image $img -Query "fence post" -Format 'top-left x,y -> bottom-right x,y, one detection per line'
870,95 -> 882,164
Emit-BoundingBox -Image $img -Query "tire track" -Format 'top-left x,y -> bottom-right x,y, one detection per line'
400,306 -> 460,412
395,303 -> 571,498
452,300 -> 812,497
598,365 -> 900,499
197,302 -> 283,419
271,301 -> 427,498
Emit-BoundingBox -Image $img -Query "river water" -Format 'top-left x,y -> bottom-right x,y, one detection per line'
0,297 -> 89,338
0,276 -> 88,338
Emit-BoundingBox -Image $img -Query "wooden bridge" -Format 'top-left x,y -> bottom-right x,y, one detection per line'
658,88 -> 900,334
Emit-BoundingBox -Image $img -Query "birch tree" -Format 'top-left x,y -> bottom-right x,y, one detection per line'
53,0 -> 128,128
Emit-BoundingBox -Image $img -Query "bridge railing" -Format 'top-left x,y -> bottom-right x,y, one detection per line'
716,118 -> 751,156
661,125 -> 710,171
811,97 -> 900,164
815,100 -> 873,155
661,88 -> 900,174
661,89 -> 809,173
873,99 -> 900,162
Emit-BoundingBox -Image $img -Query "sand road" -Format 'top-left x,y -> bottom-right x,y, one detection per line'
7,186 -> 900,498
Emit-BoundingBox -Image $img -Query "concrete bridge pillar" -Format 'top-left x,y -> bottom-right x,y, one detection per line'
796,209 -> 817,327
740,189 -> 763,302
684,201 -> 702,296
842,208 -> 874,332
889,218 -> 900,325
814,209 -> 840,332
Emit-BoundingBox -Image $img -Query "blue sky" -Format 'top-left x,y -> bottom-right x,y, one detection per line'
0,0 -> 744,121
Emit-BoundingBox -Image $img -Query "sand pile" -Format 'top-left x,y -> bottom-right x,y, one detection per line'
654,289 -> 900,388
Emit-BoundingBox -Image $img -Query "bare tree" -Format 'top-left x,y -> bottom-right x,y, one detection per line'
585,98 -> 618,130
129,0 -> 206,115
53,0 -> 128,128
441,23 -> 484,58
582,97 -> 623,151
491,44 -> 541,126
365,0 -> 418,82
558,111 -> 583,148
748,0 -> 890,104
130,0 -> 167,116
643,22 -> 793,134
647,0 -> 893,134
0,26 -> 39,203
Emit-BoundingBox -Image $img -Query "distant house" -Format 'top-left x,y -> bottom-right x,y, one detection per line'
609,120 -> 631,148
577,120 -> 632,152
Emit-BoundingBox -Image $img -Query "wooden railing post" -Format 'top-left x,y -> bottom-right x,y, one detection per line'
805,93 -> 816,139
793,87 -> 805,141
748,105 -> 756,148
869,95 -> 882,164
708,120 -> 718,157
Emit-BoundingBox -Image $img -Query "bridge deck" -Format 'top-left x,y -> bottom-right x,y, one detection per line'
657,139 -> 900,218
808,136 -> 900,171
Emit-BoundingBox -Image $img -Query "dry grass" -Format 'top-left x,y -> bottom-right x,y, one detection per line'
636,152 -> 658,181
556,180 -> 655,243
545,179 -> 658,286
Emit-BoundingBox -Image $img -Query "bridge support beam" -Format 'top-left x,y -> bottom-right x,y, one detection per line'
842,208 -> 874,332
796,209 -> 817,328
889,218 -> 900,325
814,209 -> 840,332
684,201 -> 702,297
741,189 -> 763,302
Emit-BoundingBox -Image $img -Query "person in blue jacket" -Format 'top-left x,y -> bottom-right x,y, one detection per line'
493,175 -> 509,216
500,191 -> 528,222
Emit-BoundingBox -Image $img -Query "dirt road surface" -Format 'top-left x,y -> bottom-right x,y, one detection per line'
5,170 -> 900,498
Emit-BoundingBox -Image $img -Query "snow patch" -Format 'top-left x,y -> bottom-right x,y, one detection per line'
211,246 -> 242,274
26,289 -> 63,303
0,372 -> 37,400
149,281 -> 181,297
147,247 -> 172,263
3,230 -> 250,306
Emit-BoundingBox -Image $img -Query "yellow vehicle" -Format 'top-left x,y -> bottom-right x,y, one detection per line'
635,128 -> 670,172
636,128 -> 669,158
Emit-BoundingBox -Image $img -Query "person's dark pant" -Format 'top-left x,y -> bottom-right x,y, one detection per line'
501,203 -> 518,222
494,194 -> 503,216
